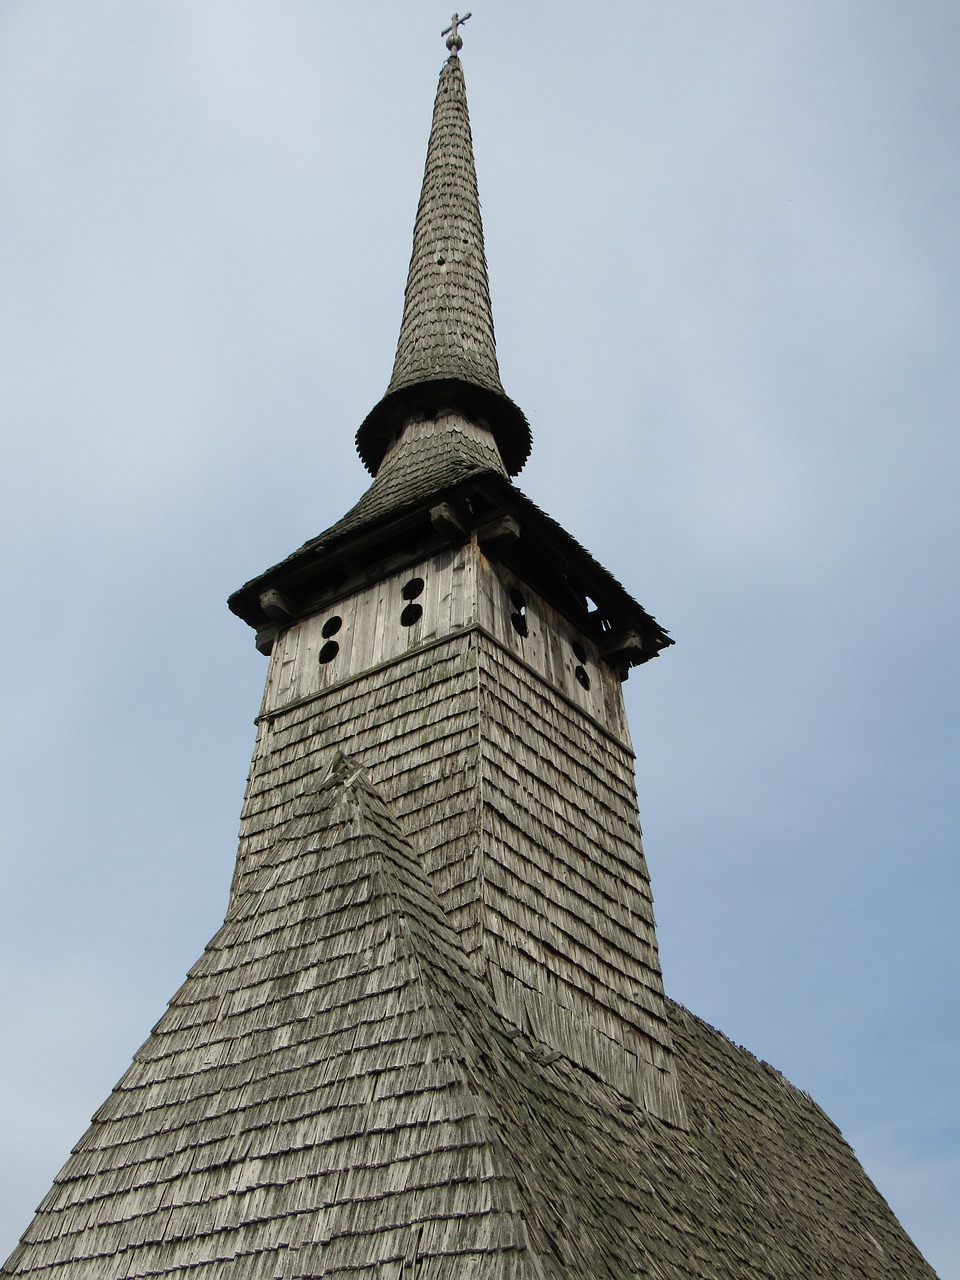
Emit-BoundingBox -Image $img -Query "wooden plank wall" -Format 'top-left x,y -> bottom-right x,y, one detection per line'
262,549 -> 475,712
472,548 -> 631,745
262,543 -> 629,747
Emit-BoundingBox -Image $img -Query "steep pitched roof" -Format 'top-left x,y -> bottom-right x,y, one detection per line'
6,33 -> 938,1280
483,998 -> 940,1279
356,54 -> 530,477
329,411 -> 507,546
226,447 -> 674,666
4,756 -> 540,1278
6,751 -> 938,1278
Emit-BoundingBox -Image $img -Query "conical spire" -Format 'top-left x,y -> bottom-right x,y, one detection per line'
356,52 -> 531,477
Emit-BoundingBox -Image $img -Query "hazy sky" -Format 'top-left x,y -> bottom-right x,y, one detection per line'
2,2 -> 958,1274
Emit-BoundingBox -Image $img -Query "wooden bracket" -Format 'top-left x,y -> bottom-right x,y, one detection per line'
259,588 -> 297,625
429,501 -> 470,545
476,513 -> 521,551
601,627 -> 645,671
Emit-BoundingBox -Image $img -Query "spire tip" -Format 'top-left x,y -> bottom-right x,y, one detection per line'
442,12 -> 471,56
357,13 -> 531,478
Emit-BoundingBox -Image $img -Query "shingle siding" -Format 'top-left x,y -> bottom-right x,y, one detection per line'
8,754 -> 934,1278
6,38 -> 937,1280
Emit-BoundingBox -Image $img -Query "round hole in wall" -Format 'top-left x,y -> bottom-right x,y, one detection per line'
575,665 -> 591,690
508,587 -> 528,637
319,640 -> 340,665
321,615 -> 342,638
402,577 -> 425,600
572,641 -> 587,663
400,602 -> 423,627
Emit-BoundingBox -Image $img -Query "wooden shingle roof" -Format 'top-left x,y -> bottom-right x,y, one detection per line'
356,55 -> 530,478
5,757 -> 535,1277
5,755 -> 937,1279
228,410 -> 673,666
4,34 -> 938,1280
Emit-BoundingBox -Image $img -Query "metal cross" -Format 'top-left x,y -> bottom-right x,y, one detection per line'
442,12 -> 472,54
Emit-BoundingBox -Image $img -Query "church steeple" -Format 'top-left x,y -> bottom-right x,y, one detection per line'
227,37 -> 672,661
5,24 -> 940,1280
356,47 -> 530,477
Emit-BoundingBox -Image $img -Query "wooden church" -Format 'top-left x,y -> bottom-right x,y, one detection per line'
5,25 -> 938,1280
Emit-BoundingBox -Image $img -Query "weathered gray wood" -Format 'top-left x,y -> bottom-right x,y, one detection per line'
6,37 -> 938,1280
7,737 -> 936,1277
259,587 -> 297,624
429,500 -> 469,544
476,513 -> 521,550
356,55 -> 531,478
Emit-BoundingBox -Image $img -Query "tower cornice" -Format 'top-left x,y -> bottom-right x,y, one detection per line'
227,464 -> 673,671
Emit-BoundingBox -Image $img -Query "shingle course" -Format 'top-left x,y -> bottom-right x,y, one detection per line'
355,57 -> 530,476
6,36 -> 938,1280
6,753 -> 938,1279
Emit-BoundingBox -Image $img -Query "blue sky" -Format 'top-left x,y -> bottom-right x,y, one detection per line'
1,2 -> 958,1273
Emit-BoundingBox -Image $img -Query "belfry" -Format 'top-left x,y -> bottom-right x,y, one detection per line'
5,26 -> 938,1280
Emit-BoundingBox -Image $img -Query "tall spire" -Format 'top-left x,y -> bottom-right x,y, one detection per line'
356,49 -> 531,477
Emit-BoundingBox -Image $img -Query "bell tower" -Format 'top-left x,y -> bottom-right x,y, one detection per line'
228,48 -> 683,1125
8,27 -> 936,1280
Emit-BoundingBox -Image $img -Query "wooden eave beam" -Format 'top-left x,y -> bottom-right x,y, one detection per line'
228,502 -> 451,631
229,476 -> 672,669
466,489 -> 672,660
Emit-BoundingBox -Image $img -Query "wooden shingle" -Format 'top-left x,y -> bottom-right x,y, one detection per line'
4,38 -> 939,1280
356,55 -> 530,477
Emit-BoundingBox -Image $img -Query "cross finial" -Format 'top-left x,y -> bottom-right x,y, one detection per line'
442,12 -> 471,55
